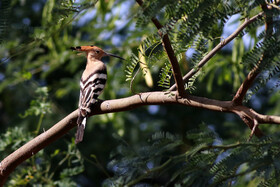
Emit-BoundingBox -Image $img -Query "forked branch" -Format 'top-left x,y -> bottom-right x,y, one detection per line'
170,12 -> 264,91
1,2 -> 279,186
1,91 -> 280,185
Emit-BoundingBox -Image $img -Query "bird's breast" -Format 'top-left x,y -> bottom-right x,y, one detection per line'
81,61 -> 107,81
80,61 -> 107,92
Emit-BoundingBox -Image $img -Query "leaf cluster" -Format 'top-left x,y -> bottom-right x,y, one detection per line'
19,86 -> 51,118
104,125 -> 280,186
126,0 -> 273,93
244,32 -> 280,101
0,127 -> 84,186
2,0 -> 280,186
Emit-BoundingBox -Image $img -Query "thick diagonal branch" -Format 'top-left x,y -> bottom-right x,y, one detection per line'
136,0 -> 186,97
2,91 -> 280,185
169,12 -> 264,91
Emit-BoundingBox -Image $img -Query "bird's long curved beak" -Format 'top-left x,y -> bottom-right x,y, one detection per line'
106,53 -> 125,60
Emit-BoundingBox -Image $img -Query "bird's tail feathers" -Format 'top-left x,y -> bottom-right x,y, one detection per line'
77,115 -> 84,126
75,117 -> 87,144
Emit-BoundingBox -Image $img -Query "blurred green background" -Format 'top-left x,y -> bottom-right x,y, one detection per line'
1,0 -> 280,186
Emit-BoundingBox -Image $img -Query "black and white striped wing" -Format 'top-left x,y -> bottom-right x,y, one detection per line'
79,73 -> 107,117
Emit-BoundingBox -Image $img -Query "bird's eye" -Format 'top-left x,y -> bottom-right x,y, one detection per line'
95,50 -> 100,54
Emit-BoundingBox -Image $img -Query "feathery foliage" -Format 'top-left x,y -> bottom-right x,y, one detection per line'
125,34 -> 168,90
127,0 -> 278,93
158,62 -> 172,89
0,0 -> 10,44
132,0 -> 280,102
2,0 -> 280,186
104,126 -> 280,186
244,28 -> 280,100
0,127 -> 84,186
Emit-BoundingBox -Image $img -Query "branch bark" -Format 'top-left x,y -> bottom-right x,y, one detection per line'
2,91 -> 280,185
136,0 -> 186,97
169,12 -> 264,91
0,110 -> 78,185
1,2 -> 279,186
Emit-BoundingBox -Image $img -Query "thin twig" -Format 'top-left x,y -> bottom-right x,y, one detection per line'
266,0 -> 280,10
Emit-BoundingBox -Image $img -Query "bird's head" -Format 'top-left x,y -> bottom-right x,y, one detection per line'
71,45 -> 124,61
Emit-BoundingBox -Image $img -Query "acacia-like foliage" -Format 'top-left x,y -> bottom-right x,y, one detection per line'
2,0 -> 280,186
0,0 -> 10,44
119,0 -> 280,186
125,0 -> 280,96
104,125 -> 280,186
0,127 -> 84,186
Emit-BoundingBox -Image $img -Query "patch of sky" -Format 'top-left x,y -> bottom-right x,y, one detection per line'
0,73 -> 5,81
140,121 -> 163,131
22,17 -> 31,25
185,48 -> 196,59
104,13 -> 111,22
42,64 -> 50,72
146,161 -> 154,169
140,122 -> 147,131
74,9 -> 97,27
112,165 -> 127,174
117,87 -> 129,96
186,14 -> 265,58
186,14 -> 242,58
73,1 -> 135,46
111,2 -> 135,46
225,113 -> 236,121
210,124 -> 230,168
214,150 -> 230,164
38,80 -> 47,87
242,24 -> 265,49
114,1 -> 134,20
222,14 -> 265,50
32,2 -> 41,13
148,105 -> 159,115
236,163 -> 252,182
221,14 -> 240,50
0,57 -> 10,65
250,94 -> 262,110
208,124 -> 223,146
111,35 -> 122,46
247,71 -> 280,109
269,78 -> 280,92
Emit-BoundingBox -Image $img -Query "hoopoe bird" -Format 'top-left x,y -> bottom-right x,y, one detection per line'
71,45 -> 124,144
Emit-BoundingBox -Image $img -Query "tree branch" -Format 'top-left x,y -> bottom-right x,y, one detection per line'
231,64 -> 261,105
232,5 -> 273,105
169,12 -> 264,91
1,91 -> 280,185
0,110 -> 78,185
135,0 -> 186,97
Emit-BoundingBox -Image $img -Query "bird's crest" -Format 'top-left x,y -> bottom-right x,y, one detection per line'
71,45 -> 125,60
